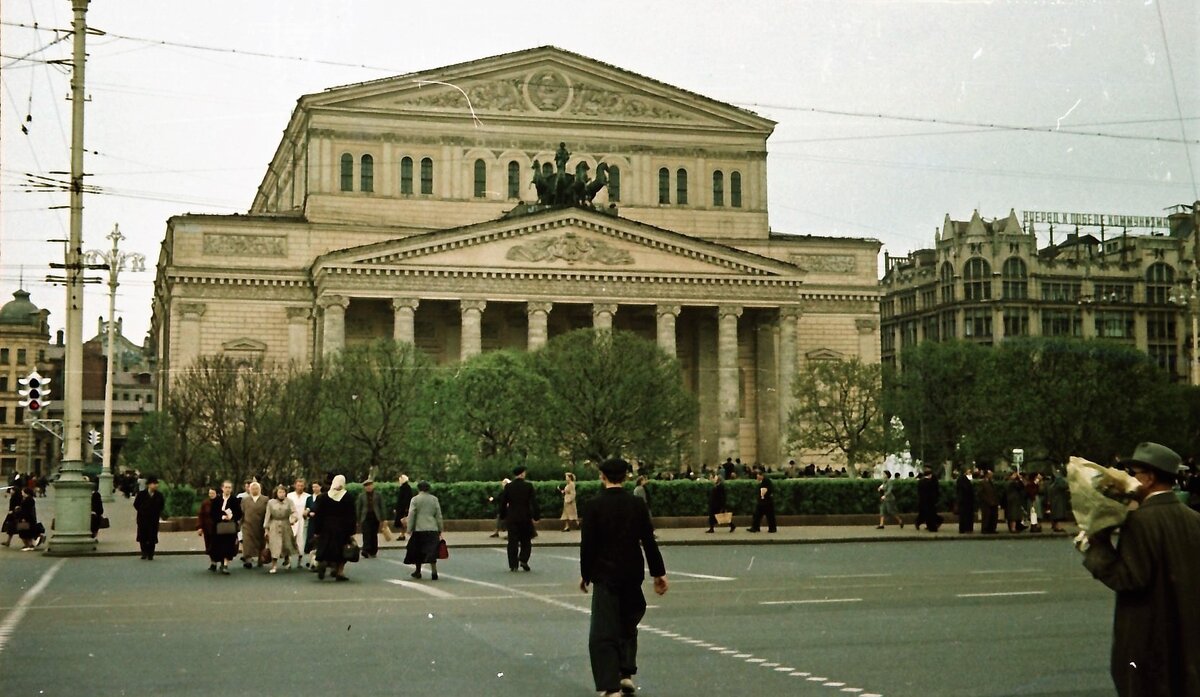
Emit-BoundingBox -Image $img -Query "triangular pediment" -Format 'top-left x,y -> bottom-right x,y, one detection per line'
314,207 -> 802,280
805,348 -> 846,361
304,46 -> 774,132
222,337 -> 268,352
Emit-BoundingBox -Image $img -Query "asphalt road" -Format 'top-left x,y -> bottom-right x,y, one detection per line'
0,539 -> 1114,697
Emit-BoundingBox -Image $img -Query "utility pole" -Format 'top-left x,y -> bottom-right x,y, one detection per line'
1191,201 -> 1200,386
85,224 -> 146,502
47,0 -> 96,554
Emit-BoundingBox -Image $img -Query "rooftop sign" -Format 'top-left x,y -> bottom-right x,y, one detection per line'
1022,211 -> 1170,230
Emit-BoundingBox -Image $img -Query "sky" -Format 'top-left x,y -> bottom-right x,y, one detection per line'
2,0 -> 1197,344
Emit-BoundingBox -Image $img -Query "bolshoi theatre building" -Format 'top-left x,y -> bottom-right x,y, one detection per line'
150,47 -> 881,468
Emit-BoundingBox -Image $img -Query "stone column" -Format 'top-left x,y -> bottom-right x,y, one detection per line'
318,294 -> 349,359
460,299 -> 487,361
656,304 -> 680,356
717,305 -> 743,460
855,318 -> 879,362
392,298 -> 420,345
286,306 -> 311,363
177,302 -> 206,368
526,301 -> 552,350
777,306 -> 800,456
593,303 -> 617,331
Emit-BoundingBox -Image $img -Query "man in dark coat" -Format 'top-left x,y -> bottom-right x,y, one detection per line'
580,457 -> 668,697
1083,442 -> 1200,697
955,470 -> 975,534
747,470 -> 776,533
499,466 -> 540,571
915,467 -> 941,532
393,474 -> 413,541
978,469 -> 999,534
355,478 -> 386,558
705,474 -> 733,533
133,476 -> 165,560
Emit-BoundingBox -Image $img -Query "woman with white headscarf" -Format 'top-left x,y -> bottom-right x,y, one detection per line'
312,474 -> 356,581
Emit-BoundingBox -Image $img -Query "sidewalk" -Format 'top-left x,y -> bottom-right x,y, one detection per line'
6,491 -> 1078,557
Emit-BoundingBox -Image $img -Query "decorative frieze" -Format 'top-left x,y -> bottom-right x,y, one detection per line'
789,254 -> 857,274
203,233 -> 286,258
506,232 -> 633,265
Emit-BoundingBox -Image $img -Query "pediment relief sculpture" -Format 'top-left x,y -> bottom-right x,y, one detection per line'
506,231 -> 632,265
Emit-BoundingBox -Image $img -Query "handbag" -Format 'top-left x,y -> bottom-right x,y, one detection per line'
216,520 -> 236,535
380,523 -> 394,542
437,539 -> 449,560
714,511 -> 733,525
15,520 -> 31,533
97,516 -> 111,529
343,539 -> 361,563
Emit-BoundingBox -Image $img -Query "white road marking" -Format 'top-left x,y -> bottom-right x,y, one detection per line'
0,560 -> 66,654
790,672 -> 811,677
813,573 -> 893,579
969,568 -> 1043,574
385,579 -> 456,599
807,676 -> 829,681
841,689 -> 864,694
825,681 -> 846,687
746,658 -> 767,663
760,598 -> 863,606
533,552 -> 735,581
957,590 -> 1047,598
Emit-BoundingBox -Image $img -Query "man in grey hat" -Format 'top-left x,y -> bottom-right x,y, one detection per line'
1083,441 -> 1200,697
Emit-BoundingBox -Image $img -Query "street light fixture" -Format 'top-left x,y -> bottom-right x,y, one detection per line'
1168,272 -> 1200,387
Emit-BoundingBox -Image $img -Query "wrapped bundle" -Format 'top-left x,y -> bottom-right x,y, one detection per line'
1066,456 -> 1140,536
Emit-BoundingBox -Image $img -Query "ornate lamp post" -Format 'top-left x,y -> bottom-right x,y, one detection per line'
84,224 -> 145,501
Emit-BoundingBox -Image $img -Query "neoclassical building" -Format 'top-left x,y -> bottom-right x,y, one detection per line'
150,47 -> 880,467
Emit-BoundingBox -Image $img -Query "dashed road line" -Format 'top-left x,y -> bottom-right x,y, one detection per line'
384,579 -> 456,599
760,598 -> 863,605
957,590 -> 1047,598
0,559 -> 65,654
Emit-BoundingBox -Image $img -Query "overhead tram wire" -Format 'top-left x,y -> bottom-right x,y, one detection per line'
1153,0 -> 1198,198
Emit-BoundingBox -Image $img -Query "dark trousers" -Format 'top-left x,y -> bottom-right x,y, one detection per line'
139,542 -> 155,559
506,520 -> 533,569
589,581 -> 646,693
362,514 -> 379,557
751,500 -> 776,532
981,505 -> 998,533
958,504 -> 975,533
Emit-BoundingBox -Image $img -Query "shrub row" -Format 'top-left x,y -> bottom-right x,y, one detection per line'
161,478 -> 959,519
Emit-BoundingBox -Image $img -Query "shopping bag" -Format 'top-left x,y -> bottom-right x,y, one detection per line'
714,511 -> 733,525
437,539 -> 449,560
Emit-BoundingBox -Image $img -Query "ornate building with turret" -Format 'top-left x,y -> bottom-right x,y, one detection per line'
880,208 -> 1197,381
0,290 -> 53,477
150,47 -> 881,467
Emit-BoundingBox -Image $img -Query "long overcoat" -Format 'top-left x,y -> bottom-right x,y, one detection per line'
133,489 -> 165,544
1083,493 -> 1200,696
313,493 -> 356,563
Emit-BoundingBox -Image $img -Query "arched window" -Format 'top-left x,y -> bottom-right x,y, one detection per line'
607,165 -> 621,202
963,257 -> 991,300
1002,257 -> 1027,299
400,156 -> 413,195
676,168 -> 688,205
658,168 -> 670,204
939,262 -> 956,303
473,159 -> 487,198
420,157 -> 433,195
730,171 -> 742,208
339,153 -> 353,192
507,161 -> 521,199
712,171 -> 724,207
360,154 -> 374,193
1146,262 -> 1175,304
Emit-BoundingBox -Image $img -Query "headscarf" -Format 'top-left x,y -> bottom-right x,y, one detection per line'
328,474 -> 347,502
398,474 -> 410,486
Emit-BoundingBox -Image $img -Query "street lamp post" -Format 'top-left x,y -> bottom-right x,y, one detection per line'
84,224 -> 145,502
1170,201 -> 1200,387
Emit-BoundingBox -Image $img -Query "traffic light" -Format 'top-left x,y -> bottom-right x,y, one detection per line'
17,370 -> 51,414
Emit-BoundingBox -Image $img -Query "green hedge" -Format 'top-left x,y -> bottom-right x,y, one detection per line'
157,478 -> 960,519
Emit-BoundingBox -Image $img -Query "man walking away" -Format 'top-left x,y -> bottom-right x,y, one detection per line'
500,466 -> 539,571
133,476 -> 165,560
955,469 -> 975,534
747,470 -> 776,533
355,478 -> 386,558
978,470 -> 999,534
581,457 -> 668,697
1083,442 -> 1200,697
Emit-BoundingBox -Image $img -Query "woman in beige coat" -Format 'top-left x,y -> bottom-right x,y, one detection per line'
559,472 -> 578,531
264,485 -> 298,573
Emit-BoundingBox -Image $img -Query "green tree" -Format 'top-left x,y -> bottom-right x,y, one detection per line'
533,329 -> 696,467
787,357 -> 890,477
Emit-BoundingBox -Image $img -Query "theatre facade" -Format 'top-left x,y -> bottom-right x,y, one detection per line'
150,46 -> 880,468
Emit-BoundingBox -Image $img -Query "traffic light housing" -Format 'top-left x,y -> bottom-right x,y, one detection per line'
17,370 -> 51,413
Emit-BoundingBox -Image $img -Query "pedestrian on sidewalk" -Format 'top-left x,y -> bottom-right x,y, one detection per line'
211,480 -> 242,574
90,481 -> 105,539
580,457 -> 668,697
488,477 -> 509,539
1046,470 -> 1070,533
13,487 -> 42,550
392,474 -> 413,541
876,471 -> 903,529
313,474 -> 355,581
1005,471 -> 1026,533
133,476 -> 165,560
303,480 -> 322,569
355,478 -> 386,559
979,469 -> 999,533
560,472 -> 578,532
706,473 -> 734,533
197,487 -> 216,558
955,469 -> 975,534
403,480 -> 443,580
1083,442 -> 1200,696
265,485 -> 298,573
240,481 -> 268,569
915,467 -> 941,532
748,469 -> 777,533
500,466 -> 539,572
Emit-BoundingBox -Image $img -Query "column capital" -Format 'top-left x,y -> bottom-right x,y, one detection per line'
317,294 -> 349,310
655,304 -> 681,318
779,306 -> 802,320
855,318 -> 878,334
286,306 -> 312,321
460,299 -> 487,314
526,301 -> 553,315
178,302 -> 207,319
718,304 -> 743,319
391,297 -> 420,312
592,302 -> 618,316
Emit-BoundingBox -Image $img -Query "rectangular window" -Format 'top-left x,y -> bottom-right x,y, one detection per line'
1041,282 -> 1081,302
1146,311 -> 1177,341
0,407 -> 6,425
1148,345 -> 1178,376
1041,309 -> 1081,337
1095,310 -> 1135,340
37,349 -> 44,363
1002,279 -> 1027,300
16,349 -> 26,365
1094,283 -> 1133,303
14,408 -> 23,424
940,311 -> 957,340
0,376 -> 7,392
1003,310 -> 1029,338
0,348 -> 8,364
922,315 -> 940,342
963,308 -> 993,340
920,289 -> 936,310
900,320 -> 917,348
2,437 -> 16,453
899,294 -> 916,314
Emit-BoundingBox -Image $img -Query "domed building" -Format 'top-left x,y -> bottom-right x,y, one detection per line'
0,289 -> 52,477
